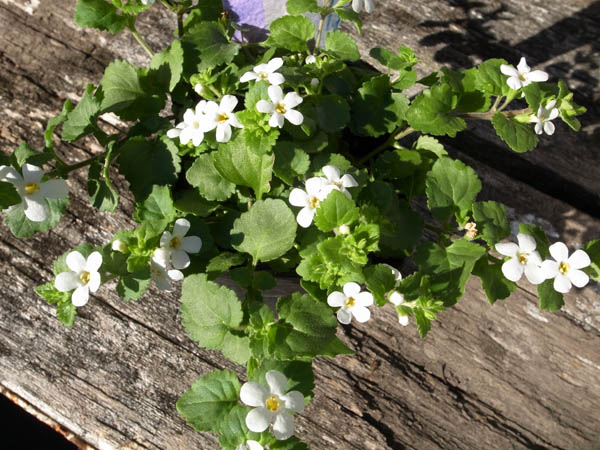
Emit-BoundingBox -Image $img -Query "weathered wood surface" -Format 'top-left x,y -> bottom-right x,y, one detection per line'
1,1 -> 599,449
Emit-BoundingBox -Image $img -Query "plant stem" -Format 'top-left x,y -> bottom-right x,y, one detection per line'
130,28 -> 154,58
458,107 -> 531,121
314,11 -> 328,53
177,8 -> 185,38
357,126 -> 415,165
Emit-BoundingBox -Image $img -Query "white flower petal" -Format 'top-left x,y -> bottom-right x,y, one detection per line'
289,188 -> 309,207
204,101 -> 219,117
284,109 -> 304,126
171,249 -> 190,270
55,272 -> 79,292
272,411 -> 295,440
549,242 -> 569,263
495,242 -> 519,257
173,218 -> 191,238
179,127 -> 194,145
88,271 -> 101,293
182,236 -> 202,254
343,282 -> 361,297
228,113 -> 243,129
327,291 -> 346,307
266,370 -> 288,396
0,165 -> 21,183
528,70 -> 549,82
517,233 -> 537,253
85,251 -> 103,273
283,92 -> 303,109
269,113 -> 285,128
267,57 -> 284,72
388,291 -> 404,306
216,123 -> 232,142
529,251 -> 543,266
398,314 -> 409,326
268,85 -> 284,104
524,264 -> 545,285
22,164 -> 44,184
296,207 -> 315,228
240,72 -> 258,83
534,122 -> 543,135
246,441 -> 264,450
351,305 -> 371,323
568,250 -> 591,270
568,269 -> 589,288
336,308 -> 352,324
501,258 -> 524,282
219,95 -> 238,113
40,179 -> 68,199
553,273 -> 572,293
191,129 -> 204,147
71,285 -> 90,307
305,177 -> 325,196
183,109 -> 196,125
240,381 -> 268,407
245,407 -> 272,433
268,72 -> 285,86
167,269 -> 184,282
340,174 -> 358,188
322,165 -> 340,182
282,390 -> 304,413
516,57 -> 530,73
540,260 -> 559,279
66,251 -> 87,273
500,64 -> 518,77
256,100 -> 274,114
160,231 -> 173,248
507,77 -> 522,91
355,291 -> 374,307
543,121 -> 555,135
23,196 -> 49,222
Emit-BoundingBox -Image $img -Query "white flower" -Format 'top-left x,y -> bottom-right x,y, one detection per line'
256,86 -> 303,128
55,251 -> 102,307
202,95 -> 244,143
531,100 -> 559,135
333,224 -> 351,235
500,57 -> 549,91
327,282 -> 374,324
288,177 -> 334,228
540,242 -> 590,293
194,83 -> 207,96
0,164 -> 68,222
352,0 -> 374,13
111,239 -> 128,253
305,55 -> 317,65
166,101 -> 210,147
157,218 -> 202,270
141,0 -> 154,5
240,57 -> 285,85
495,233 -> 545,284
322,165 -> 358,199
150,258 -> 184,292
240,370 -> 305,440
310,78 -> 320,89
383,264 -> 404,306
236,441 -> 263,450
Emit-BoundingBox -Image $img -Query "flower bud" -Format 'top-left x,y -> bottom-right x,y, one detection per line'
334,224 -> 351,235
464,221 -> 478,239
194,83 -> 207,96
111,239 -> 128,253
305,55 -> 317,64
310,78 -> 320,88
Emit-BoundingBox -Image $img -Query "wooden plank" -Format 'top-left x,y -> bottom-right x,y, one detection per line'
0,1 -> 599,449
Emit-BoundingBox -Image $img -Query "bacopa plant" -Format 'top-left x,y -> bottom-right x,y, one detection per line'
1,0 -> 598,448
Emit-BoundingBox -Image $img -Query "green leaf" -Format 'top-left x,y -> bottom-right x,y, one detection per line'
35,282 -> 71,305
186,153 -> 236,202
313,190 -> 359,232
271,293 -> 352,359
471,201 -> 510,246
537,279 -> 564,312
61,84 -> 101,142
370,46 -> 417,71
325,30 -> 360,61
0,181 -> 20,210
206,252 -> 246,275
286,0 -> 320,14
518,224 -> 550,259
56,300 -> 77,328
425,156 -> 481,222
218,405 -> 263,450
335,7 -> 362,34
74,0 -> 129,34
87,159 -> 118,212
4,197 -> 68,238
44,99 -> 73,151
117,136 -> 181,201
364,264 -> 397,306
473,258 -> 516,304
406,83 -> 466,137
150,40 -> 183,91
583,240 -> 600,283
266,16 -> 316,52
12,142 -> 53,168
180,274 -> 250,364
556,80 -> 586,131
314,94 -> 350,133
214,135 -> 274,200
351,75 -> 408,137
491,112 -> 538,153
99,60 -> 166,120
133,185 -> 177,236
375,149 -> 422,180
413,135 -> 447,158
176,369 -> 241,433
413,308 -> 430,339
445,240 -> 486,268
183,22 -> 240,70
475,59 -> 510,96
273,142 -> 310,185
231,199 -> 297,264
116,272 -> 151,301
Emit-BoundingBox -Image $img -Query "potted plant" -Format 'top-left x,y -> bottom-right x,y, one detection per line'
0,0 -> 596,448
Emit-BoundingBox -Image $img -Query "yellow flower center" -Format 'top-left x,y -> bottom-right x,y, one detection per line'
345,296 -> 356,308
308,196 -> 319,209
79,271 -> 90,285
192,120 -> 201,129
275,103 -> 287,115
25,183 -> 40,195
517,252 -> 529,265
559,261 -> 570,275
151,265 -> 163,277
265,395 -> 281,412
217,113 -> 229,124
169,237 -> 181,249
259,71 -> 269,80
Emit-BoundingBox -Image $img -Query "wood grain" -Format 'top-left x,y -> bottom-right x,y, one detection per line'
0,1 -> 599,449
